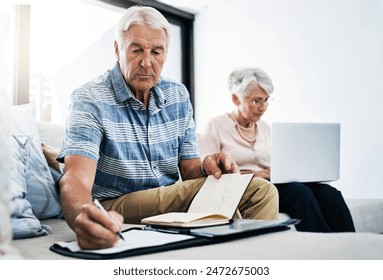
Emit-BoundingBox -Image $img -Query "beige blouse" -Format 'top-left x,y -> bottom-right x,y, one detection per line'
199,113 -> 271,172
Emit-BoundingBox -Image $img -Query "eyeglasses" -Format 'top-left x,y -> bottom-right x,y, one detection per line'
246,97 -> 273,107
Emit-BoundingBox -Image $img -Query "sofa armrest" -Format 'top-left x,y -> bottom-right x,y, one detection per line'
346,199 -> 383,233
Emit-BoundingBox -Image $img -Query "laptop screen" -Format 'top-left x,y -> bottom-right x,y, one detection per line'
270,122 -> 340,184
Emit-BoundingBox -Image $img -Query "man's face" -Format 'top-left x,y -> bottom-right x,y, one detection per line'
115,24 -> 167,94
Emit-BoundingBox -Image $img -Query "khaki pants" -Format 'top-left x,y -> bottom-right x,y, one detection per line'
100,177 -> 279,224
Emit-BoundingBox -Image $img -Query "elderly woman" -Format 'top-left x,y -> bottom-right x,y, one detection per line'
199,66 -> 355,232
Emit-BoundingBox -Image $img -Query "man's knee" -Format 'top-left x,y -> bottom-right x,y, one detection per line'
249,177 -> 278,198
240,177 -> 279,220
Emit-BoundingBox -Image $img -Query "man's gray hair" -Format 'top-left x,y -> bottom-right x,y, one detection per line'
228,67 -> 274,96
114,5 -> 171,51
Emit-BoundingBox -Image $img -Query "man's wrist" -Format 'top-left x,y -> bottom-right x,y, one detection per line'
200,164 -> 208,177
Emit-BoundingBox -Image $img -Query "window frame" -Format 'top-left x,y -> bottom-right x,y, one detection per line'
13,5 -> 30,105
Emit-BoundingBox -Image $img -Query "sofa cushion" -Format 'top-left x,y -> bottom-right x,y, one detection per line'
11,219 -> 383,260
9,104 -> 62,238
11,104 -> 62,220
9,134 -> 52,239
37,121 -> 65,150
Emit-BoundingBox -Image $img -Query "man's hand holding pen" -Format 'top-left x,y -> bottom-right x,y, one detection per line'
73,199 -> 124,250
93,199 -> 125,241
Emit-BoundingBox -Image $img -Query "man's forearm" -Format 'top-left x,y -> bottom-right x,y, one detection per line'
58,155 -> 97,230
59,173 -> 93,231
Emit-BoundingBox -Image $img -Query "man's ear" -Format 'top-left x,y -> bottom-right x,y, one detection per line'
114,41 -> 120,61
232,93 -> 240,105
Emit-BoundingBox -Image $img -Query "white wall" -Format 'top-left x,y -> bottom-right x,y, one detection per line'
193,0 -> 383,199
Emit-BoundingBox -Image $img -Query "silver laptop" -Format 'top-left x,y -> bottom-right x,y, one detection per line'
270,122 -> 340,184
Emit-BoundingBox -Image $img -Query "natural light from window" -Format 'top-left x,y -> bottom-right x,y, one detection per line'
29,0 -> 123,123
29,0 -> 182,124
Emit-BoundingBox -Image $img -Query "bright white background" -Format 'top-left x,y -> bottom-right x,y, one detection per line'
190,0 -> 383,199
4,0 -> 382,200
0,260 -> 381,279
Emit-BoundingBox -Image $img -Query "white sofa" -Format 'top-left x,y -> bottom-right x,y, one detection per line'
7,121 -> 383,260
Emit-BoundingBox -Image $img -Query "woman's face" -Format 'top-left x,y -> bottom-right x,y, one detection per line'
235,83 -> 270,123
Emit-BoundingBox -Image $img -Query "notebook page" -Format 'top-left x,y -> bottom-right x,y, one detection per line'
187,173 -> 253,218
54,229 -> 195,254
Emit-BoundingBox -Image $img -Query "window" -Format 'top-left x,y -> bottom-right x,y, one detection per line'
0,4 -> 16,102
28,0 -> 123,123
13,0 -> 194,123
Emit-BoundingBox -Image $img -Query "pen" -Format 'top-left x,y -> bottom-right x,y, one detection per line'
144,225 -> 191,235
93,198 -> 125,241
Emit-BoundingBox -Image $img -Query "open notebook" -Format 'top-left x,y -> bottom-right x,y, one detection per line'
141,173 -> 254,228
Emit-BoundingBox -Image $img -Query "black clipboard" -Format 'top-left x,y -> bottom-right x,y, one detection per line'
50,227 -> 211,260
50,219 -> 299,259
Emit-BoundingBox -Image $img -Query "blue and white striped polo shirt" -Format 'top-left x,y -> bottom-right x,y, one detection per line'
57,63 -> 200,198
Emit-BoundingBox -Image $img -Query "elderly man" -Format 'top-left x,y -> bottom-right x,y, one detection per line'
57,6 -> 279,249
